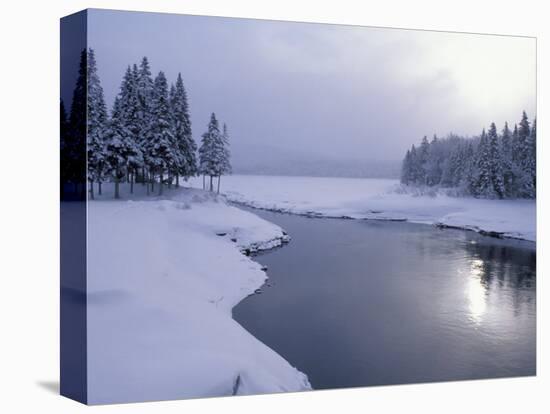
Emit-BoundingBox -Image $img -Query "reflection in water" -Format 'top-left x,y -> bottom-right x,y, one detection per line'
235,210 -> 536,389
467,259 -> 487,324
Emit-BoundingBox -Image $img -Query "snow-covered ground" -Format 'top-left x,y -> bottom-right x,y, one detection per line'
191,175 -> 536,242
87,184 -> 310,404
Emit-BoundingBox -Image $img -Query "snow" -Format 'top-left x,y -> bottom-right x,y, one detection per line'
87,184 -> 310,404
193,175 -> 536,242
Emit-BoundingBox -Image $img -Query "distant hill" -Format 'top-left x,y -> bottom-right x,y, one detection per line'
230,143 -> 400,179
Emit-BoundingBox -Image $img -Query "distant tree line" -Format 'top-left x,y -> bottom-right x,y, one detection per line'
400,112 -> 536,199
61,48 -> 231,199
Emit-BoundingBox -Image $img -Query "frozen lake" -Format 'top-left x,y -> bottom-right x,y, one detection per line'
234,208 -> 536,389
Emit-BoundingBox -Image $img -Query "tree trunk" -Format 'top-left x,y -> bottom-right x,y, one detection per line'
98,180 -> 102,196
202,175 -> 205,190
158,172 -> 163,196
146,169 -> 150,196
176,174 -> 179,188
151,171 -> 155,192
141,167 -> 146,186
209,176 -> 213,192
114,169 -> 120,199
130,170 -> 134,194
89,180 -> 94,200
217,175 -> 221,194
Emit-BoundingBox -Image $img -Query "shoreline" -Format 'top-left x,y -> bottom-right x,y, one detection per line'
229,198 -> 535,244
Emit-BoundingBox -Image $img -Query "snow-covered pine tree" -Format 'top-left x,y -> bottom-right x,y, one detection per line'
117,65 -> 143,193
460,142 -> 477,196
104,97 -> 137,199
137,57 -> 155,192
401,149 -> 412,185
87,48 -> 108,199
147,71 -> 177,196
500,122 -> 515,197
67,49 -> 88,197
425,135 -> 443,186
217,123 -> 232,193
528,117 -> 536,197
199,113 -> 222,192
409,145 -> 421,185
517,111 -> 533,198
487,122 -> 504,198
418,136 -> 430,185
170,73 -> 197,186
475,129 -> 494,198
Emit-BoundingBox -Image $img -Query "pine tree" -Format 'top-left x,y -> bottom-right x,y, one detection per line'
217,123 -> 232,193
117,65 -> 143,193
528,117 -> 536,196
170,73 -> 197,186
199,113 -> 222,191
137,57 -> 154,192
104,97 -> 134,198
87,48 -> 108,199
517,111 -> 533,197
147,71 -> 177,195
67,49 -> 88,197
475,129 -> 493,198
500,122 -> 514,197
409,145 -> 421,184
487,122 -> 504,198
461,142 -> 477,195
418,136 -> 430,185
401,149 -> 412,185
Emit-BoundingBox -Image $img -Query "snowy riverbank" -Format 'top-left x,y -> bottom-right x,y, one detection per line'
86,185 -> 310,404
194,175 -> 536,242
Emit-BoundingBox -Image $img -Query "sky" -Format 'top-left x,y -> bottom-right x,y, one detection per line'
84,9 -> 536,170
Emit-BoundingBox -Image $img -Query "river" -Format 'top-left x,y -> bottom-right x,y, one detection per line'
233,208 -> 536,389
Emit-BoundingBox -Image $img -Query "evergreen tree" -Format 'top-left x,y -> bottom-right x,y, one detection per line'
401,149 -> 412,185
67,49 -> 88,197
461,142 -> 477,195
137,57 -> 154,191
529,117 -> 536,195
170,73 -> 197,185
500,122 -> 515,197
425,135 -> 443,185
487,122 -> 504,198
409,145 -> 421,184
146,71 -> 177,195
517,111 -> 534,197
418,136 -> 430,185
87,48 -> 108,199
475,129 -> 493,197
104,97 -> 136,198
117,65 -> 143,192
217,123 -> 232,193
199,113 -> 222,191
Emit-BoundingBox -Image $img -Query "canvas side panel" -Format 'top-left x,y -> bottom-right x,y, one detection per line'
60,9 -> 88,404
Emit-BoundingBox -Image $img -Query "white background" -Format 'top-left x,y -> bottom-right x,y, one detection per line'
0,0 -> 547,412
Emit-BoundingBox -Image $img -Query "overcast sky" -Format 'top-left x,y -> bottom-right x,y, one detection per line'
87,9 -> 536,163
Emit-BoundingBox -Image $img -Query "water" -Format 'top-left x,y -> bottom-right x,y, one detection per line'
233,209 -> 536,389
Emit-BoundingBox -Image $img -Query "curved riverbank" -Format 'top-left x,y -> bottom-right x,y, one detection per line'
198,175 -> 535,242
86,185 -> 311,404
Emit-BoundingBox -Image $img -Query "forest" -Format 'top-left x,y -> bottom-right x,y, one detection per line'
61,48 -> 231,199
400,112 -> 536,199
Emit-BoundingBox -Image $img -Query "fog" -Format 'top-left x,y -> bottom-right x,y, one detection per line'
84,9 -> 535,177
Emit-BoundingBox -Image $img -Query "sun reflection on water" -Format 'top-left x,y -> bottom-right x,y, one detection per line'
467,258 -> 487,324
